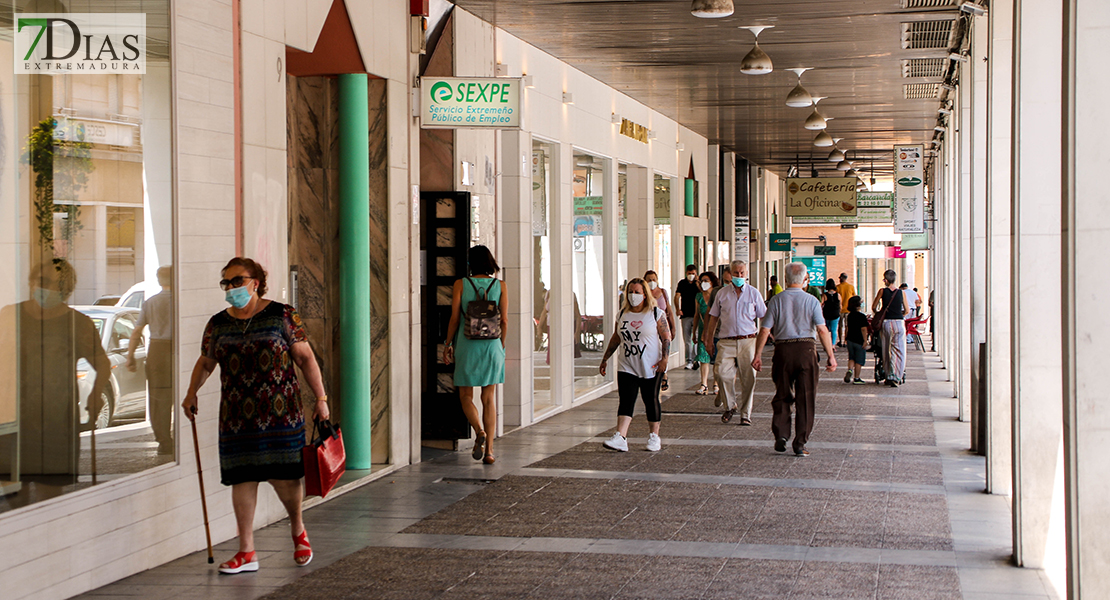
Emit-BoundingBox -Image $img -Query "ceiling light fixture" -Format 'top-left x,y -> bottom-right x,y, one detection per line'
828,148 -> 846,162
691,0 -> 734,18
804,97 -> 829,130
813,131 -> 834,147
562,92 -> 574,104
837,158 -> 852,171
611,113 -> 622,123
959,1 -> 987,16
938,107 -> 952,115
934,125 -> 947,132
739,26 -> 774,75
785,68 -> 813,107
522,75 -> 535,88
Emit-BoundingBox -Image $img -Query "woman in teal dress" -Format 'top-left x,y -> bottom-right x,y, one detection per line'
443,246 -> 507,464
692,271 -> 720,396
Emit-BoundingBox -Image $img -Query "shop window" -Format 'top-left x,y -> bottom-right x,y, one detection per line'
0,5 -> 174,511
531,141 -> 555,412
653,175 -> 672,293
572,152 -> 611,395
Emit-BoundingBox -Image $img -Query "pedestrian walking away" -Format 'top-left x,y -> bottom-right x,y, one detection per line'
691,270 -> 720,397
674,264 -> 701,370
835,273 -> 855,347
599,278 -> 671,453
872,270 -> 909,387
703,260 -> 767,426
443,245 -> 508,465
901,283 -> 922,319
843,296 -> 870,384
126,265 -> 174,454
644,270 -> 676,391
182,257 -> 330,574
752,262 -> 837,457
822,279 -> 841,347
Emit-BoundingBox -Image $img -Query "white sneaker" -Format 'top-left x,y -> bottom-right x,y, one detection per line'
603,432 -> 628,452
646,433 -> 662,452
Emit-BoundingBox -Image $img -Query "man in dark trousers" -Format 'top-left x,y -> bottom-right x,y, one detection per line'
751,262 -> 836,456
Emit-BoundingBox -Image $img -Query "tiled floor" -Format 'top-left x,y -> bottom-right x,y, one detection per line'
76,340 -> 1060,600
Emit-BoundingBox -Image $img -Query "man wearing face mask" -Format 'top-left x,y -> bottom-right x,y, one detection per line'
674,264 -> 700,370
0,259 -> 110,479
703,260 -> 766,425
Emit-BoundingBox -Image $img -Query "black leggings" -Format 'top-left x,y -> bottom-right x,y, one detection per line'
617,371 -> 662,422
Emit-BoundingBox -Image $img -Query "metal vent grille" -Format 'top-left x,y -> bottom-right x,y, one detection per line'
902,58 -> 947,78
904,83 -> 941,99
902,20 -> 956,49
902,0 -> 957,8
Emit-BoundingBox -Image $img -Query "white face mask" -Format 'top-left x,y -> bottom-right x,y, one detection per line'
628,293 -> 645,307
701,281 -> 711,291
647,281 -> 658,290
686,274 -> 695,281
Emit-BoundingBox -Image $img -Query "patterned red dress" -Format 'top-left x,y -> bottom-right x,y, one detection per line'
202,302 -> 307,485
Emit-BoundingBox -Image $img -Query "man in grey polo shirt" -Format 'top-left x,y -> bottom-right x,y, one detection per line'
704,260 -> 766,425
752,262 -> 836,456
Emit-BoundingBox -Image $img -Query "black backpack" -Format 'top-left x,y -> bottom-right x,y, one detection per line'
463,278 -> 501,340
822,291 -> 841,321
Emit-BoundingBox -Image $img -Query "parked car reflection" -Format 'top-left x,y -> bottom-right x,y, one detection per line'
75,307 -> 147,429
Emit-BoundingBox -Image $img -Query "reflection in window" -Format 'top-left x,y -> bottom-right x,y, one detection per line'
0,7 -> 174,511
618,164 -> 628,291
531,141 -> 555,412
573,153 -> 610,394
654,175 -> 672,295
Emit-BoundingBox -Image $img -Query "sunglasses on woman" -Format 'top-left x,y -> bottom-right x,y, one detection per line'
219,275 -> 253,291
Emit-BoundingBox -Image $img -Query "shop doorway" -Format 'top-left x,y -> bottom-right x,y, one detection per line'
420,191 -> 472,441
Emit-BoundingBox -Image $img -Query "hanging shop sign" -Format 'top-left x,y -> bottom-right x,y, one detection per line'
785,178 -> 858,217
421,77 -> 522,129
573,215 -> 603,236
893,145 -> 926,233
814,245 -> 836,256
791,192 -> 892,224
733,216 -> 750,263
14,13 -> 147,74
573,196 -> 603,215
900,231 -> 930,251
769,233 -> 792,252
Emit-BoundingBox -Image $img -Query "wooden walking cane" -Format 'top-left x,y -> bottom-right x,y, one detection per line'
189,407 -> 214,564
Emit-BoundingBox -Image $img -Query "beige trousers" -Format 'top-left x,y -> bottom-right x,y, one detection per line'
713,338 -> 757,418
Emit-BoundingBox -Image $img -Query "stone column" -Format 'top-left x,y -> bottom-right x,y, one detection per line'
985,0 -> 1014,495
1062,0 -> 1110,592
626,165 -> 653,283
1010,0 -> 1065,573
956,77 -> 973,422
968,16 -> 989,449
551,142 -> 574,409
499,129 -> 533,428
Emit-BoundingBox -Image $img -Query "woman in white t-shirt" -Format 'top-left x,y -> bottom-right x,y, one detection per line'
598,278 -> 672,452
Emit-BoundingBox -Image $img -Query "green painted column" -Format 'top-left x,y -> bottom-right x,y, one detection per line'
685,236 -> 695,268
338,74 -> 373,469
684,178 -> 695,216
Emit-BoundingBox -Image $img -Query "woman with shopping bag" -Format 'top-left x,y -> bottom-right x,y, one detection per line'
182,257 -> 329,574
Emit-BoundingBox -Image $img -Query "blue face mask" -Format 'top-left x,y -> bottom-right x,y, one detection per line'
732,277 -> 746,287
32,287 -> 63,309
225,285 -> 252,309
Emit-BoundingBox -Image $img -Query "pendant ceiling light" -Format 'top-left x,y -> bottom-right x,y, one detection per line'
785,68 -> 812,107
813,131 -> 834,147
846,168 -> 859,177
739,26 -> 774,75
828,148 -> 846,162
836,159 -> 852,171
804,97 -> 829,130
691,0 -> 734,18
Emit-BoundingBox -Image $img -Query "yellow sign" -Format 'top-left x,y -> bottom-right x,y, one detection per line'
619,118 -> 649,143
785,178 -> 858,217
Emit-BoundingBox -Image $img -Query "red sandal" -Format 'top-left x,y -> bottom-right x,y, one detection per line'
293,530 -> 313,566
218,551 -> 258,574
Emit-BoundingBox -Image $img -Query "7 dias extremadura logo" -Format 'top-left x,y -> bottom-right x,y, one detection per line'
15,13 -> 146,74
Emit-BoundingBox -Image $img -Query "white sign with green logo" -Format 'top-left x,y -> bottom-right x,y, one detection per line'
15,13 -> 146,74
421,77 -> 522,129
893,144 -> 926,233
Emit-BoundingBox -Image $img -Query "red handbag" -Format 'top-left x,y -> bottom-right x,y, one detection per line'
303,419 -> 346,498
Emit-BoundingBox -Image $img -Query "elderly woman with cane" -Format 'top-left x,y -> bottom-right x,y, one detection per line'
182,257 -> 329,574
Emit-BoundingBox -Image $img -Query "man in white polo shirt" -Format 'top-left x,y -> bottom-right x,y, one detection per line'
703,260 -> 766,425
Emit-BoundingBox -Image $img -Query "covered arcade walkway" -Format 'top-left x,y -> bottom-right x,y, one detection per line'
77,339 -> 1056,600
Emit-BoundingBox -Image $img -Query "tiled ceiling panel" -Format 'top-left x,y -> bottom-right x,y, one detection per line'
903,58 -> 949,78
451,0 -> 965,176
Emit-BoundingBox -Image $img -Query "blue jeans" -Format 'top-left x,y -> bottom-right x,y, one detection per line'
825,317 -> 839,346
